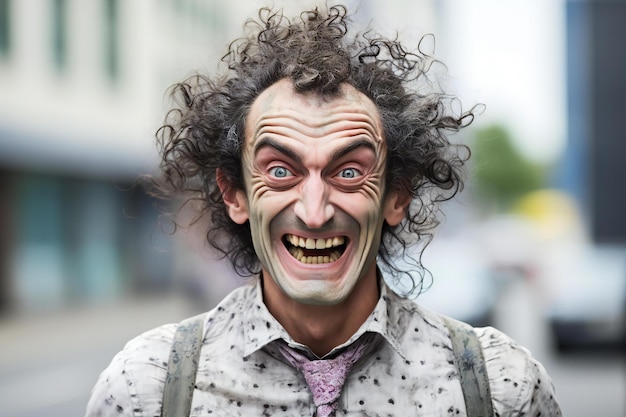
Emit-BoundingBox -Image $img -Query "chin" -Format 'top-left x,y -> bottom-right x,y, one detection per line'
280,278 -> 352,306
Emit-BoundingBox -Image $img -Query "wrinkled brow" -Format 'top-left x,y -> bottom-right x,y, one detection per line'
330,139 -> 376,161
253,138 -> 303,164
253,137 -> 376,163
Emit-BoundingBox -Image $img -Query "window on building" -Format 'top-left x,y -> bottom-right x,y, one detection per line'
8,171 -> 175,311
12,176 -> 67,310
52,0 -> 68,72
0,0 -> 10,58
103,0 -> 119,83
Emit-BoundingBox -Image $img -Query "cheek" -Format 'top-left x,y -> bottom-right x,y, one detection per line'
249,188 -> 299,226
331,190 -> 383,227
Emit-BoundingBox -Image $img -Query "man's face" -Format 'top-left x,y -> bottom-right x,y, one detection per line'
224,79 -> 406,305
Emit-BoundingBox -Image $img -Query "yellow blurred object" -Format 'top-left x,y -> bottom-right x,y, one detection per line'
513,189 -> 582,241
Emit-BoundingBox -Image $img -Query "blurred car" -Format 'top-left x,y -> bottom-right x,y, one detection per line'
401,235 -> 498,328
511,189 -> 626,353
545,245 -> 626,353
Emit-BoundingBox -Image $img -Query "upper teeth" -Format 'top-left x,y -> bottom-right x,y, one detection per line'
286,235 -> 345,250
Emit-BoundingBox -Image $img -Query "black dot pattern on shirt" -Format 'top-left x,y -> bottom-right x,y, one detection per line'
84,281 -> 562,417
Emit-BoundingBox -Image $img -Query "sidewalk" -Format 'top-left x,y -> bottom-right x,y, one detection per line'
0,293 -> 202,417
0,292 -> 198,368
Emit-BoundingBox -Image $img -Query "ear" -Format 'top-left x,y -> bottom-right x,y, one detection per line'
216,168 -> 249,224
383,190 -> 411,226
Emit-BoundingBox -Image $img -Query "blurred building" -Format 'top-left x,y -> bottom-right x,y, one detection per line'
0,0 -> 246,313
563,0 -> 626,244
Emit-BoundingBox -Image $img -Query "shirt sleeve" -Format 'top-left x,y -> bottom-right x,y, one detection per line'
84,324 -> 177,417
477,326 -> 562,417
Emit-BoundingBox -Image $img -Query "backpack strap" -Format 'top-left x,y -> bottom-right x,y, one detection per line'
443,316 -> 494,417
161,313 -> 206,417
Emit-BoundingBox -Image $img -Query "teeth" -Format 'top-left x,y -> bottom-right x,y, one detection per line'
285,234 -> 346,264
286,234 -> 345,250
291,250 -> 343,264
287,244 -> 342,264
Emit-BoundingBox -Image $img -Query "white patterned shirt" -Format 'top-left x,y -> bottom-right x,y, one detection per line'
85,278 -> 562,416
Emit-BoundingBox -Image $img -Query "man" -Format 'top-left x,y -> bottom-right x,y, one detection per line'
86,5 -> 561,416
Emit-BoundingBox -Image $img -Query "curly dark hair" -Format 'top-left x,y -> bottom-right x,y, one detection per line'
153,5 -> 475,296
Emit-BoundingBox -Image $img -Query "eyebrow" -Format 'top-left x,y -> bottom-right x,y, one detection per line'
254,136 -> 376,163
254,137 -> 304,165
330,138 -> 376,161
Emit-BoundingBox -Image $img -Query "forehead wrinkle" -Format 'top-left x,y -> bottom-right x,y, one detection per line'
270,106 -> 381,130
251,114 -> 382,145
246,81 -> 384,142
250,115 -> 385,171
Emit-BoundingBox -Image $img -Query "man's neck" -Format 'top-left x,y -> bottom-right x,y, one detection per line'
262,272 -> 380,357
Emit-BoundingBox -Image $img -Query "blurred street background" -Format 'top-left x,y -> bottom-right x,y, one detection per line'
0,0 -> 624,416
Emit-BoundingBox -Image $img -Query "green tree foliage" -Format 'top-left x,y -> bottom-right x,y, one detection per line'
471,124 -> 546,211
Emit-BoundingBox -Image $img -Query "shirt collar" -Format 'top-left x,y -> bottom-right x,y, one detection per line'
242,278 -> 292,357
352,279 -> 408,360
241,274 -> 408,360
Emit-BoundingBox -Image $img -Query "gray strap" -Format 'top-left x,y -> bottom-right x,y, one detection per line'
162,313 -> 205,417
160,312 -> 491,416
443,317 -> 494,417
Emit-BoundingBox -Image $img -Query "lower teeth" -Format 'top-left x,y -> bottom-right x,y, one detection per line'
288,247 -> 340,264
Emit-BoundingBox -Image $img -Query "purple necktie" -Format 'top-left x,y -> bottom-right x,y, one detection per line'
277,335 -> 372,417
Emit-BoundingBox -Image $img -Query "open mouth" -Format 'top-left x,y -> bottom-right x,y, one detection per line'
283,234 -> 348,264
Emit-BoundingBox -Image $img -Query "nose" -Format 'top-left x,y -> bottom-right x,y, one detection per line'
293,175 -> 335,229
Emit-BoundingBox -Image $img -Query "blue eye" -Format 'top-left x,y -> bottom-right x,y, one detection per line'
337,168 -> 360,179
269,166 -> 292,178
